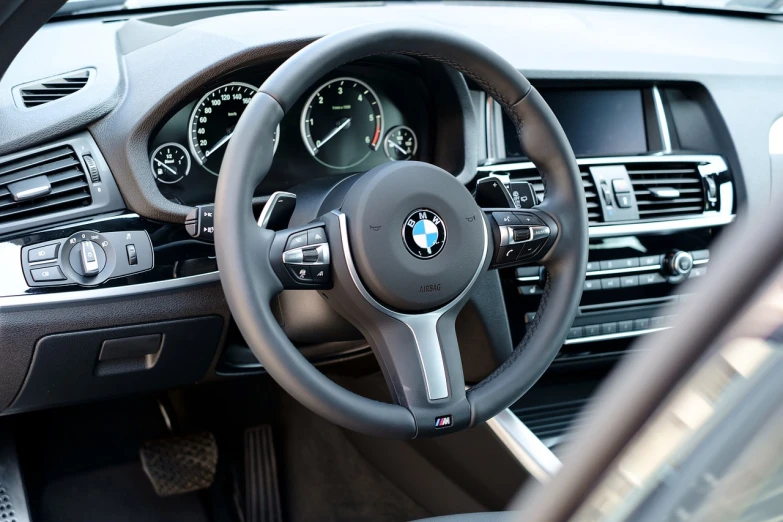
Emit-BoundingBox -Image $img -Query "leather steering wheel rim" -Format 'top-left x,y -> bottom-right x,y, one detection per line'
214,22 -> 588,438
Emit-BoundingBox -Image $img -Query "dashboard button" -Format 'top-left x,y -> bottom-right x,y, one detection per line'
583,279 -> 600,291
288,265 -> 312,283
639,273 -> 666,285
650,316 -> 665,328
616,194 -> 632,208
618,257 -> 640,268
601,277 -> 620,290
586,261 -> 600,272
639,255 -> 661,266
518,285 -> 543,296
601,322 -> 618,335
515,267 -> 540,278
126,244 -> 138,266
584,325 -> 600,337
516,238 -> 547,261
611,179 -> 631,193
620,275 -> 639,288
691,267 -> 707,278
307,228 -> 327,245
28,243 -> 59,262
31,266 -> 66,282
285,232 -> 308,251
691,249 -> 709,260
567,327 -> 583,339
599,260 -> 618,270
634,318 -> 651,330
618,320 -> 634,333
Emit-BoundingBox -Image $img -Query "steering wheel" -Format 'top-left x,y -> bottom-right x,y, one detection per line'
214,23 -> 588,439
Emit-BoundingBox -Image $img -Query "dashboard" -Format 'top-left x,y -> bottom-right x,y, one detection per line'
149,62 -> 431,205
0,1 -> 780,421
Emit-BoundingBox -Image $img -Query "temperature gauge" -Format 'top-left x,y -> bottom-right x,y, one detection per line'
151,143 -> 191,184
383,125 -> 417,161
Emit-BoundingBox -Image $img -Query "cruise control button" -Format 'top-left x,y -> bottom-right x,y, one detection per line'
492,212 -> 520,226
312,266 -> 330,284
307,227 -> 327,245
31,266 -> 66,282
287,265 -> 312,283
28,243 -> 58,262
285,232 -> 308,251
512,227 -> 531,242
302,248 -> 319,263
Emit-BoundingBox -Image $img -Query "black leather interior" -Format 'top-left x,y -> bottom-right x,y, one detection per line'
412,512 -> 514,522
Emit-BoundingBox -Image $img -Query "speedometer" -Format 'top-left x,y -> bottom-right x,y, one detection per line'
189,82 -> 278,176
300,77 -> 384,170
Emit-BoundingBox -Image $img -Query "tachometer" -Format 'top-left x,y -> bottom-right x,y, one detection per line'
300,77 -> 383,169
189,82 -> 278,176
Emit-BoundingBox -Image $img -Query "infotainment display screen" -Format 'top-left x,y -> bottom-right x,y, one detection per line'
502,89 -> 648,158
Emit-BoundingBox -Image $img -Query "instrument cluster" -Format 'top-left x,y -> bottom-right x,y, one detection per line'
149,64 -> 430,206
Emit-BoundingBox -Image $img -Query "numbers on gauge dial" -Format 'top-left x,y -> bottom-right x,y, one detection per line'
383,125 -> 417,161
188,82 -> 279,176
150,142 -> 191,184
300,77 -> 384,170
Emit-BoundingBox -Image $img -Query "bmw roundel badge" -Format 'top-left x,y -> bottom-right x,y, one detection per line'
402,209 -> 447,259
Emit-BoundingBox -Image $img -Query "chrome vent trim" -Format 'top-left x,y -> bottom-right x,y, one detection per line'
479,155 -> 734,237
14,68 -> 94,109
0,145 -> 92,223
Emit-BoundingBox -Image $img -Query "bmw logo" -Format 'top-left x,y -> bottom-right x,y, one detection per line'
402,209 -> 447,259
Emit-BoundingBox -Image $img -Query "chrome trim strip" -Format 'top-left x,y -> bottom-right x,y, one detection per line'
485,96 -> 499,161
652,86 -> 672,153
0,271 -> 221,311
478,154 -> 728,173
333,210 -> 489,401
588,214 -> 733,238
770,116 -> 783,155
517,276 -> 541,282
694,258 -> 708,265
586,264 -> 661,277
564,326 -> 669,345
486,408 -> 562,482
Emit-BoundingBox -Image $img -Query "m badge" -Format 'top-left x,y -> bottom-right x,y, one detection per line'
402,208 -> 446,259
435,415 -> 453,429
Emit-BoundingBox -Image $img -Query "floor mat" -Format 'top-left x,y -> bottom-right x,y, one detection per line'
36,462 -> 210,522
281,396 -> 431,522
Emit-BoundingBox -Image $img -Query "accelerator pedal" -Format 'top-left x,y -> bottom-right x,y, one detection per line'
140,432 -> 218,497
244,425 -> 282,522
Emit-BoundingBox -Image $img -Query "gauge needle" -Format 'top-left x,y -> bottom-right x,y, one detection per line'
388,140 -> 408,155
205,131 -> 234,158
154,158 -> 177,175
314,118 -> 351,153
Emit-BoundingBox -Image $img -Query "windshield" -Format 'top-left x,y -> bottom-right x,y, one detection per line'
57,0 -> 783,16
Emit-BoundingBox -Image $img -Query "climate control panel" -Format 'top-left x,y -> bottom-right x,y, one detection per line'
22,230 -> 153,287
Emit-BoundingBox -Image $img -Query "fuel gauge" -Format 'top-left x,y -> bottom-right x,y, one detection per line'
383,125 -> 417,161
151,143 -> 191,184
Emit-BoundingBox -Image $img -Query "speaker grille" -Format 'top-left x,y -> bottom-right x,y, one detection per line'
0,483 -> 17,522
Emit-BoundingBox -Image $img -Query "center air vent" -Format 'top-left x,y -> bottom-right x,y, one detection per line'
16,68 -> 92,108
0,146 -> 92,224
497,169 -> 603,224
626,162 -> 706,220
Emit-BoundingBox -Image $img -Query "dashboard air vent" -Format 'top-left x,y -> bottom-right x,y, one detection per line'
0,146 -> 92,224
627,162 -> 706,220
18,69 -> 91,108
506,169 -> 603,224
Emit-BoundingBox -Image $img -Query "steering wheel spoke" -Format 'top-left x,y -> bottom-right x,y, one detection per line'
484,207 -> 559,269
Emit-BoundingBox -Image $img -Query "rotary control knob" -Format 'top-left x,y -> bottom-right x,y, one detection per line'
69,240 -> 107,277
663,250 -> 693,283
